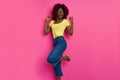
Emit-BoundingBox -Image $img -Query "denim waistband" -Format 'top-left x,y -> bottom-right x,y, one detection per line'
54,36 -> 64,40
54,36 -> 66,44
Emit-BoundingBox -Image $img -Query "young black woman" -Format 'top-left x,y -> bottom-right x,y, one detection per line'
44,3 -> 74,80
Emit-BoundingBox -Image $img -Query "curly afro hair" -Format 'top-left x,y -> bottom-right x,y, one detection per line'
52,3 -> 69,21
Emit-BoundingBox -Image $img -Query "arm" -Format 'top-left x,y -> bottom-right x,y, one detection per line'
66,17 -> 74,36
44,16 -> 51,34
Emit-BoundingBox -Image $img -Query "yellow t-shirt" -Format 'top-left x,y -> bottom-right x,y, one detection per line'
49,19 -> 70,39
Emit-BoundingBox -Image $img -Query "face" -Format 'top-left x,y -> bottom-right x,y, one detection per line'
57,8 -> 64,19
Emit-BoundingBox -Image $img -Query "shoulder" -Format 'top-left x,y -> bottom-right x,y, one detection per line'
50,20 -> 54,23
63,19 -> 70,26
64,19 -> 69,21
63,19 -> 69,23
49,20 -> 54,26
63,19 -> 70,24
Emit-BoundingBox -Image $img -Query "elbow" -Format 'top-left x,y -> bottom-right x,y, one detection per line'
69,31 -> 73,36
69,27 -> 73,36
70,33 -> 73,36
44,26 -> 50,34
44,30 -> 49,34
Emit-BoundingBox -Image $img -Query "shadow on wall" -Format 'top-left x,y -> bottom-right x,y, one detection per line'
36,55 -> 55,78
35,8 -> 56,78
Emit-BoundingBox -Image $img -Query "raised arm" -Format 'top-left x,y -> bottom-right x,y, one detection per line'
44,16 -> 51,34
66,17 -> 74,36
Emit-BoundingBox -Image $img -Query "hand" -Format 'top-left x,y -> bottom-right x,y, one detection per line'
46,16 -> 51,22
69,16 -> 73,23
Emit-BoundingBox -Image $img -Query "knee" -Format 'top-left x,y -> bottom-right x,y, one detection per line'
62,44 -> 67,51
47,55 -> 59,63
47,55 -> 54,63
63,42 -> 67,50
47,56 -> 51,63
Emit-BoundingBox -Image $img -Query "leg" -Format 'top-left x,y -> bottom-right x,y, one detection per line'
47,42 -> 67,67
47,36 -> 67,79
54,62 -> 63,77
47,45 -> 63,67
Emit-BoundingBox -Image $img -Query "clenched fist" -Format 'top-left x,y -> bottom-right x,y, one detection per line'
46,16 -> 51,22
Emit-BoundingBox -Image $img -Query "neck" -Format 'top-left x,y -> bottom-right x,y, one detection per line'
57,18 -> 63,22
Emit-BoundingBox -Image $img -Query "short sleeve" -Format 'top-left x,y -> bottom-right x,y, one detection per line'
49,20 -> 54,27
65,19 -> 70,27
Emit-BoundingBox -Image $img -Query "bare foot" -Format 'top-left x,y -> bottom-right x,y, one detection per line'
56,76 -> 61,80
60,55 -> 70,61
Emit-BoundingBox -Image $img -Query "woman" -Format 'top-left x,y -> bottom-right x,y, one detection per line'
44,3 -> 74,80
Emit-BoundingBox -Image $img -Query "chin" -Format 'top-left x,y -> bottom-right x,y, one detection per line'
59,16 -> 64,19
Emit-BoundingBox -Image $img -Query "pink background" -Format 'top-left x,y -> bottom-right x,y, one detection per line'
0,0 -> 120,80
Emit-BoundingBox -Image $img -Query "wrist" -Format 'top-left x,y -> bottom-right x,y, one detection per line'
70,21 -> 73,26
45,20 -> 49,23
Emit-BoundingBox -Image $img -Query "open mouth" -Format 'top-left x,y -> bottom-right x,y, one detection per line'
58,14 -> 63,17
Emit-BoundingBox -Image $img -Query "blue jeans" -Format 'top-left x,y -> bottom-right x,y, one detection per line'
47,36 -> 67,77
